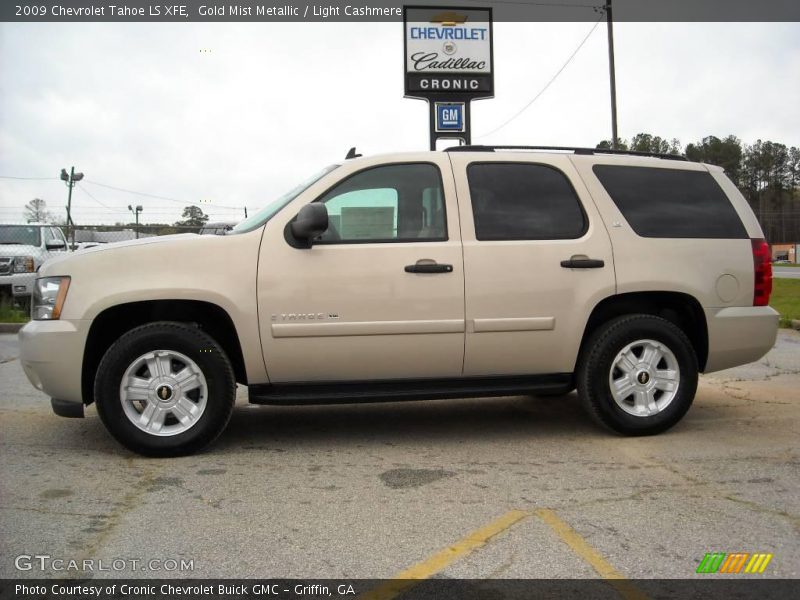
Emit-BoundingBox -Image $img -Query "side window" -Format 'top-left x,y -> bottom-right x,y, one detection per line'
467,163 -> 587,241
48,227 -> 67,250
592,165 -> 748,239
316,163 -> 446,243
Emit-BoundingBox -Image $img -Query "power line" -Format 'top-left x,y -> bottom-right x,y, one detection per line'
83,179 -> 192,205
0,175 -> 59,181
477,16 -> 604,138
83,179 -> 246,211
76,183 -> 118,211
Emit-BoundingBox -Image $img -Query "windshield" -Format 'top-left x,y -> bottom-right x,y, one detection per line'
230,165 -> 340,234
0,225 -> 41,246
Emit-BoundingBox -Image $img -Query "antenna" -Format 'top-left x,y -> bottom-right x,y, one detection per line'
345,147 -> 362,160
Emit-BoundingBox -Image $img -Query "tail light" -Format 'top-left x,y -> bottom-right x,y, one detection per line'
751,239 -> 772,306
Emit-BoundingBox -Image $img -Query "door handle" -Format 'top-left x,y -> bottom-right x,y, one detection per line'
560,257 -> 605,269
405,261 -> 453,274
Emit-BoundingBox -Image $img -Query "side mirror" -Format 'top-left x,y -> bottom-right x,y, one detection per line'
290,203 -> 328,247
46,239 -> 67,251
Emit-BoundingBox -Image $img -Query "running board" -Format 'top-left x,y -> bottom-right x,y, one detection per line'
248,374 -> 573,405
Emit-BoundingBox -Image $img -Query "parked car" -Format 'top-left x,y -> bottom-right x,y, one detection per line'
19,146 -> 778,455
0,223 -> 68,310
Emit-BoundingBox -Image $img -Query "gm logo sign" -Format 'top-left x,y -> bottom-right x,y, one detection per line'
435,102 -> 465,132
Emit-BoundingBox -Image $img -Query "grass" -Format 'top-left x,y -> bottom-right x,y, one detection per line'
773,262 -> 800,267
770,278 -> 800,328
0,298 -> 29,323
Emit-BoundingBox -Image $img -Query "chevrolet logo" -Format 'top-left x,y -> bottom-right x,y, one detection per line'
430,11 -> 467,26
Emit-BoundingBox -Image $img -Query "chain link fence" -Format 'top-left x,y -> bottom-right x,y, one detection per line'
63,223 -> 234,248
0,222 -> 234,248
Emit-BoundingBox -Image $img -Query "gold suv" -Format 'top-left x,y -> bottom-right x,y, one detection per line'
19,146 -> 779,455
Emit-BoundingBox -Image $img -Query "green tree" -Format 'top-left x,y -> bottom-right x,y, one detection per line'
741,140 -> 793,242
174,206 -> 209,229
595,138 -> 629,151
685,135 -> 743,185
628,133 -> 681,155
596,134 -> 680,155
23,198 -> 54,223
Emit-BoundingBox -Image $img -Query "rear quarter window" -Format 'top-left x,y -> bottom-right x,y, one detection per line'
592,165 -> 747,239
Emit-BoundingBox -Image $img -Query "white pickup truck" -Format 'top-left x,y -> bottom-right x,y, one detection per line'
1,223 -> 68,310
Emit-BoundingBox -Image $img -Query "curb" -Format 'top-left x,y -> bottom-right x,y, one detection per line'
0,323 -> 25,334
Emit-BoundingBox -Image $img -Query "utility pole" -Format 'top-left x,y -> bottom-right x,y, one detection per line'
128,205 -> 143,239
60,166 -> 84,248
606,0 -> 619,149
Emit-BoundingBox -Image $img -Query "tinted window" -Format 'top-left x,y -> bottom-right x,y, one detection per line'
467,163 -> 587,241
316,163 -> 446,243
593,165 -> 747,239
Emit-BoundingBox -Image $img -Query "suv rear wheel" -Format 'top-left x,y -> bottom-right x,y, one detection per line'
94,321 -> 236,456
577,314 -> 698,435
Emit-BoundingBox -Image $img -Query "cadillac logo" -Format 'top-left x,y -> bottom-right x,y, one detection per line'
443,41 -> 457,55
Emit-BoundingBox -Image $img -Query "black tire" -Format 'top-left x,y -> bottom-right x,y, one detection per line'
94,321 -> 236,456
576,314 -> 698,436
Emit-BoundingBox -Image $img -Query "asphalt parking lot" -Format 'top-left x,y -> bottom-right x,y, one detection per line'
1,331 -> 798,585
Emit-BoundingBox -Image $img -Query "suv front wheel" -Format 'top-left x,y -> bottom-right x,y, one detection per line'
577,314 -> 698,436
94,321 -> 236,456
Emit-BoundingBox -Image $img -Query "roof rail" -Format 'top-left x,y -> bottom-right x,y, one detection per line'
444,145 -> 688,161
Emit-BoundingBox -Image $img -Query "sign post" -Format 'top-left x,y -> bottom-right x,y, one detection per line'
403,6 -> 494,149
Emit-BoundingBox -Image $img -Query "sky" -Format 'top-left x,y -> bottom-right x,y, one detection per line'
1,21 -> 799,225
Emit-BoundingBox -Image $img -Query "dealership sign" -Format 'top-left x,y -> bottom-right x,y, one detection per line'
404,6 -> 494,99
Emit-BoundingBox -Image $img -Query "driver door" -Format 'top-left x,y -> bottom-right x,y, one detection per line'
257,156 -> 465,383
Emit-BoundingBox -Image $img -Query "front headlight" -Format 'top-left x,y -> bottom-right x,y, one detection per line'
33,276 -> 71,320
12,256 -> 35,273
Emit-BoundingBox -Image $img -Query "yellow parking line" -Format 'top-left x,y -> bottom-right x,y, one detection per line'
359,509 -> 530,600
536,508 -> 649,600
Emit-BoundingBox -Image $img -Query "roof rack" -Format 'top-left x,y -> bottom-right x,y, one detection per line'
444,145 -> 688,161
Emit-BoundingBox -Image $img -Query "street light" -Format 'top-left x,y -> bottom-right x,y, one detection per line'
128,204 -> 143,239
60,166 -> 84,247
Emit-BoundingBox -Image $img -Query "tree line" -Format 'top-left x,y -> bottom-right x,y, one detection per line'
597,134 -> 800,243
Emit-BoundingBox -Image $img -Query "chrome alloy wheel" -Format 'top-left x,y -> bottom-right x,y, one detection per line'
119,350 -> 208,436
608,339 -> 680,417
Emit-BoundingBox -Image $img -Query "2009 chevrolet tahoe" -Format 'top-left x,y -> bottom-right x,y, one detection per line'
18,146 -> 779,456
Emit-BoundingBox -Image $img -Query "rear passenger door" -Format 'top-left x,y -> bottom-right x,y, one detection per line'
448,153 -> 615,376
